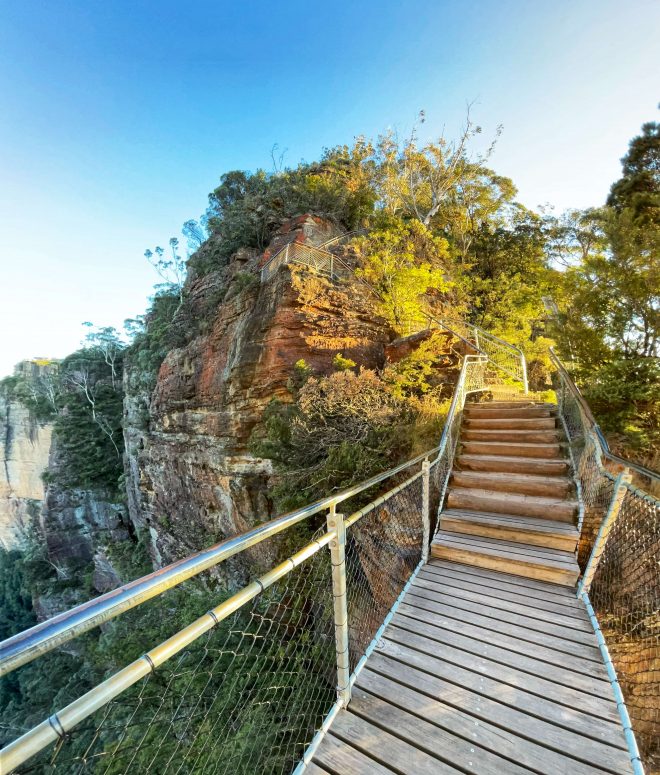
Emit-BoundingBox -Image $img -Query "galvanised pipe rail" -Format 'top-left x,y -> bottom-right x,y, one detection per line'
0,530 -> 338,774
427,314 -> 529,393
0,445 -> 438,678
1,455 -> 434,774
550,348 -> 659,482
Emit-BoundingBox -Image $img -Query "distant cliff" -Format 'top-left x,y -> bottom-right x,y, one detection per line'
0,361 -> 54,549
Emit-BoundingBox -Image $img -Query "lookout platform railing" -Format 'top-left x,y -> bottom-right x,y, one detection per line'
0,327 -> 657,773
260,242 -> 352,284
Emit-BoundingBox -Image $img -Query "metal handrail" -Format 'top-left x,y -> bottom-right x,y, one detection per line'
549,348 -> 659,482
0,444 -> 438,678
427,314 -> 528,393
260,241 -> 352,282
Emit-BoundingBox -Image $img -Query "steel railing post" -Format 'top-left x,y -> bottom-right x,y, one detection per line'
577,469 -> 632,597
327,505 -> 351,707
521,351 -> 529,394
421,459 -> 431,563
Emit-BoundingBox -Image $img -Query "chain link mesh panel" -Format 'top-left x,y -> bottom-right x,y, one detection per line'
344,475 -> 424,674
588,485 -> 660,772
10,544 -> 336,775
555,373 -> 618,569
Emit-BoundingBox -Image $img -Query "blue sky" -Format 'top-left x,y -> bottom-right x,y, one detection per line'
0,0 -> 658,377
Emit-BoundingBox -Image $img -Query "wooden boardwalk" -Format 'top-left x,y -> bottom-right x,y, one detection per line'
311,559 -> 633,775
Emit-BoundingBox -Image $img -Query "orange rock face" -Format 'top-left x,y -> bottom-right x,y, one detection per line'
124,218 -> 395,571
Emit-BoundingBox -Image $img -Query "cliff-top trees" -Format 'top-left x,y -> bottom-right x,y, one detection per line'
355,218 -> 451,332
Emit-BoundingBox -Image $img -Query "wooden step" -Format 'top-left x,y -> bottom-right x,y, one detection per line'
451,469 -> 572,497
465,406 -> 554,419
440,509 -> 579,551
467,401 -> 555,411
458,453 -> 569,476
462,440 -> 561,459
462,428 -> 561,443
465,417 -> 557,430
431,530 -> 580,586
447,487 -> 578,522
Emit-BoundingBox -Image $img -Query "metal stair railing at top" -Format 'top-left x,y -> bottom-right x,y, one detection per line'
260,242 -> 353,284
0,353 -> 492,775
550,348 -> 659,771
427,314 -> 529,393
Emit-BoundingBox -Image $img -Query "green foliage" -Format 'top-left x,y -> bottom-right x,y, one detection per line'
355,217 -> 450,332
579,357 -> 660,456
49,349 -> 124,491
607,120 -> 660,222
126,289 -> 185,385
227,270 -> 258,298
251,369 -> 415,510
198,144 -> 376,271
332,353 -> 356,371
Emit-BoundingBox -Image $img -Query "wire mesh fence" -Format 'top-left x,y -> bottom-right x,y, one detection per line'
429,317 -> 527,390
553,351 -> 660,771
344,474 -> 425,674
588,483 -> 660,771
260,243 -> 352,284
6,542 -> 337,775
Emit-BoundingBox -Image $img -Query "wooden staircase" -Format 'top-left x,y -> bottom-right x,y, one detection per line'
431,400 -> 581,586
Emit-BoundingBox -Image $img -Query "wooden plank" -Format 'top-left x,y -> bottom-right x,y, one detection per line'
431,539 -> 579,585
362,655 -> 630,768
304,762 -> 334,775
420,564 -> 588,616
412,572 -> 591,631
427,558 -> 581,602
458,453 -> 568,475
447,488 -> 577,521
441,508 -> 577,534
396,601 -> 608,680
461,441 -> 561,459
405,585 -> 597,646
357,667 -> 630,774
349,688 -> 532,775
435,531 -> 578,564
390,611 -> 612,697
440,513 -> 578,551
313,731 -> 396,774
423,560 -> 582,608
384,624 -> 619,719
329,710 -> 462,774
375,636 -> 622,736
401,590 -> 602,662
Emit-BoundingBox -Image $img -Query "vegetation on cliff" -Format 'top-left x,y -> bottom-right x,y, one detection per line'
0,113 -> 657,772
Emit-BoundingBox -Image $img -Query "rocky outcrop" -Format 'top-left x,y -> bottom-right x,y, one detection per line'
0,363 -> 54,550
124,217 -> 395,574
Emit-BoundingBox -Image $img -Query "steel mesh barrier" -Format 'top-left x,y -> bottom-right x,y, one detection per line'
588,484 -> 660,771
428,317 -> 528,391
260,243 -> 351,283
553,349 -> 660,772
10,545 -> 336,775
344,474 -> 425,673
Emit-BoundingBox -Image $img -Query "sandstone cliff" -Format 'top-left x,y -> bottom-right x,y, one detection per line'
124,216 -> 395,575
0,362 -> 54,549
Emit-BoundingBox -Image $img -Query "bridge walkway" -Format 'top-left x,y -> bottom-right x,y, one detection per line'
310,559 -> 633,774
